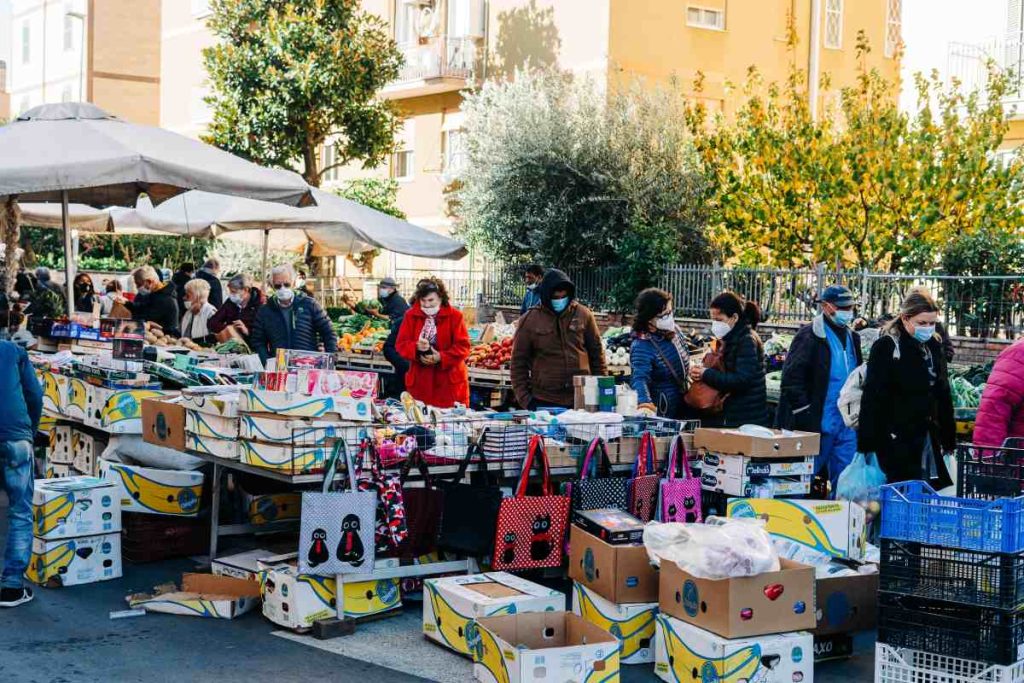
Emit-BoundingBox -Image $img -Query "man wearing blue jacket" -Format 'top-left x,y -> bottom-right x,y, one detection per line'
0,339 -> 43,607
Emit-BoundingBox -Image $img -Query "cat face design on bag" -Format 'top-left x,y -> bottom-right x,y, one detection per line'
337,514 -> 365,567
307,528 -> 329,567
501,531 -> 517,565
683,496 -> 698,523
530,514 -> 553,561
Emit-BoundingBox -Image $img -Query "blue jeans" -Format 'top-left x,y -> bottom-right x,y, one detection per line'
816,427 -> 858,498
1,440 -> 33,588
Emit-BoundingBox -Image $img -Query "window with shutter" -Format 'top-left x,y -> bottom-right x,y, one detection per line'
824,0 -> 842,50
885,0 -> 902,58
686,6 -> 725,30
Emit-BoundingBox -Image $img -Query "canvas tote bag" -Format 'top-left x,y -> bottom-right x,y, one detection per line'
660,433 -> 703,523
437,443 -> 503,556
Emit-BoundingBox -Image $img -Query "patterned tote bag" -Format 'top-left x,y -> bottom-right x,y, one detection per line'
356,440 -> 409,554
660,433 -> 703,523
491,435 -> 570,571
628,431 -> 661,522
567,437 -> 630,518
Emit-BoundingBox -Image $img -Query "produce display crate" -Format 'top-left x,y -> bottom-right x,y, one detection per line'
875,643 -> 1024,683
877,591 -> 1024,666
879,538 -> 1024,611
881,480 -> 1024,554
958,444 -> 1024,501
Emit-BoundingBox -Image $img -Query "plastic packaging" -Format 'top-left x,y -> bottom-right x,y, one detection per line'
836,452 -> 886,519
642,517 -> 780,579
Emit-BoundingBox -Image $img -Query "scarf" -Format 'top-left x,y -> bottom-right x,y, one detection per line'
420,314 -> 438,346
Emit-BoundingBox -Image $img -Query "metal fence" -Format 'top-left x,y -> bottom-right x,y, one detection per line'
384,264 -> 1024,339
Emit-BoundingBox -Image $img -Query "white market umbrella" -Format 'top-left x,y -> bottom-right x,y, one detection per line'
0,102 -> 313,311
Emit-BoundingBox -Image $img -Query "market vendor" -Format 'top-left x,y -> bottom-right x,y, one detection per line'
396,277 -> 471,408
249,263 -> 337,364
124,265 -> 181,338
511,269 -> 606,410
776,285 -> 862,493
629,288 -> 690,418
377,277 -> 409,321
208,273 -> 264,342
180,279 -> 218,344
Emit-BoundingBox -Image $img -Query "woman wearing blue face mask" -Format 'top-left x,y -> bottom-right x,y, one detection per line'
858,287 -> 955,488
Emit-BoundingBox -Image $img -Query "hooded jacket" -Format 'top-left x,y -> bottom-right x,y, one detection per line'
128,281 -> 180,338
510,269 -> 606,408
249,292 -> 338,364
971,339 -> 1024,448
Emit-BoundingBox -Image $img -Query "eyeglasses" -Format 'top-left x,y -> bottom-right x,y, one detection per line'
272,283 -> 289,290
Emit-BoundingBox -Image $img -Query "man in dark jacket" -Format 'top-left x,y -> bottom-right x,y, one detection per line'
126,266 -> 180,338
381,313 -> 409,399
511,269 -> 606,409
250,263 -> 338,364
377,277 -> 409,321
0,340 -> 43,607
171,262 -> 194,317
194,258 -> 224,308
777,285 -> 862,492
520,264 -> 544,314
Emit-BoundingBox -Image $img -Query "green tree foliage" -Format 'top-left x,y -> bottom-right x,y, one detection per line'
687,33 -> 1024,272
203,0 -> 403,186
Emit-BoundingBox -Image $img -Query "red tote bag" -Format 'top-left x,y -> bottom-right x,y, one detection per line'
491,435 -> 570,571
628,431 -> 661,522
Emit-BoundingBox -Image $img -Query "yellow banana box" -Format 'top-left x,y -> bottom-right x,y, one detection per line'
727,498 -> 867,561
26,532 -> 122,587
239,388 -> 372,422
71,432 -> 102,476
185,410 -> 240,441
239,439 -> 330,473
86,385 -> 178,434
180,388 -> 242,418
38,414 -> 57,438
423,572 -> 566,657
129,573 -> 261,619
33,476 -> 121,540
45,463 -> 72,479
186,432 -> 240,461
654,613 -> 813,683
258,561 -> 401,629
474,612 -> 620,683
571,582 -> 657,665
238,413 -> 357,446
48,425 -> 74,465
62,377 -> 89,421
40,371 -> 63,416
243,490 -> 301,526
100,460 -> 204,517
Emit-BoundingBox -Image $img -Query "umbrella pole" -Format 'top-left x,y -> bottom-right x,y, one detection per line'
261,229 -> 270,287
61,190 -> 75,315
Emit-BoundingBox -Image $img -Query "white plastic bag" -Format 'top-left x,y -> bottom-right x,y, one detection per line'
101,436 -> 204,471
642,517 -> 780,579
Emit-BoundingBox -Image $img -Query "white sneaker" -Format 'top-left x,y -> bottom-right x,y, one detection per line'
0,586 -> 34,607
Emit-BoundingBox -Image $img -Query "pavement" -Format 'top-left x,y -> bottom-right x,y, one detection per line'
0,496 -> 876,682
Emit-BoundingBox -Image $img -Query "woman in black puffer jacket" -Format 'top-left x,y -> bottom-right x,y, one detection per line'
689,291 -> 768,427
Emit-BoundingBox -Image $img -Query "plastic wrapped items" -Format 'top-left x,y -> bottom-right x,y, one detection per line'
836,452 -> 886,521
642,517 -> 780,579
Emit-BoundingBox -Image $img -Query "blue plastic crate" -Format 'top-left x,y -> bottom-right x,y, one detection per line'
881,481 -> 1024,553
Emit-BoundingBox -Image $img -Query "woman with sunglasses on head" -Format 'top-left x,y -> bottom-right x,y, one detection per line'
249,263 -> 338,364
395,277 -> 471,408
630,288 -> 690,418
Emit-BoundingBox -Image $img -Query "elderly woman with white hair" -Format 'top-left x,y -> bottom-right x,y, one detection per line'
250,264 -> 338,363
124,265 -> 181,337
180,279 -> 218,343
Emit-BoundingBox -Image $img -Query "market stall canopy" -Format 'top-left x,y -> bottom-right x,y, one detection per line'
114,188 -> 468,260
0,103 -> 313,207
18,202 -> 113,232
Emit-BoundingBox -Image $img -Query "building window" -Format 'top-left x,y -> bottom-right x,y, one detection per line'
885,0 -> 902,58
21,21 -> 30,65
824,0 -> 843,49
390,150 -> 414,181
686,6 -> 725,31
442,129 -> 467,179
321,142 -> 340,184
191,0 -> 212,18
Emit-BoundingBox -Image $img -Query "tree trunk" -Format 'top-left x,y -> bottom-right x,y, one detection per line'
303,141 -> 321,188
1,198 -> 21,295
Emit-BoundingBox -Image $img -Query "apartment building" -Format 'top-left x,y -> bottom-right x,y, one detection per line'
7,0 -> 160,123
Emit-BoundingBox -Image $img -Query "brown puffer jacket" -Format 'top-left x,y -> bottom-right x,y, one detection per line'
510,269 -> 606,408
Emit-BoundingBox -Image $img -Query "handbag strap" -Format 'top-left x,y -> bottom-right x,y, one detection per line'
455,442 -> 492,482
666,434 -> 693,481
359,438 -> 384,478
516,434 -> 553,497
322,440 -> 357,494
649,337 -> 689,391
579,437 -> 612,479
634,431 -> 656,477
400,448 -> 433,488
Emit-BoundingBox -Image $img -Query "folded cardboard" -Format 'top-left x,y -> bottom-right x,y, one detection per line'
701,470 -> 812,497
702,452 -> 816,478
695,428 -> 820,458
87,386 -> 178,434
32,476 -> 121,540
48,425 -> 74,465
184,410 -> 240,441
212,549 -> 286,581
473,612 -> 619,683
814,571 -> 878,635
568,525 -> 658,604
238,412 -> 356,446
572,582 -> 657,664
128,573 -> 261,619
727,498 -> 867,561
26,532 -> 122,586
100,460 -> 204,517
654,614 -> 813,683
63,376 -> 89,421
259,561 -> 401,628
71,432 -> 101,476
180,388 -> 241,418
659,558 -> 816,638
573,508 -> 645,545
239,439 -> 330,473
423,572 -> 565,656
239,388 -> 371,422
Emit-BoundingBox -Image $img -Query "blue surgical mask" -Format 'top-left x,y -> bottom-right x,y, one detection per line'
913,325 -> 936,343
551,297 -> 569,313
832,310 -> 854,327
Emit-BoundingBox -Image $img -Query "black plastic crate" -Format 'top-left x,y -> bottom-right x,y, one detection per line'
877,591 -> 1024,665
957,443 -> 1024,500
880,538 -> 1024,610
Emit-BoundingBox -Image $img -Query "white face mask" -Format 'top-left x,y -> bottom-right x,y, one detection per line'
711,320 -> 732,339
229,293 -> 243,306
421,304 -> 440,316
378,288 -> 392,299
654,314 -> 675,332
137,286 -> 150,296
275,287 -> 294,305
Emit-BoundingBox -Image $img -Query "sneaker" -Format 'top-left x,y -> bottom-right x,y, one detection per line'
0,586 -> 34,608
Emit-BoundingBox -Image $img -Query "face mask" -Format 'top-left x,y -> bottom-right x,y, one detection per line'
655,315 -> 675,332
275,287 -> 294,305
421,304 -> 440,316
913,324 -> 936,343
229,293 -> 243,306
137,287 -> 150,296
378,288 -> 391,299
711,320 -> 732,339
526,283 -> 537,290
551,297 -> 569,313
832,310 -> 854,327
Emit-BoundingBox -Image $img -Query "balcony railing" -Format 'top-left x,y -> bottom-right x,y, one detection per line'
948,34 -> 1024,103
393,35 -> 484,85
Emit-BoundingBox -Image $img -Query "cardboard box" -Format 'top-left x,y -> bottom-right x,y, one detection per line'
700,471 -> 812,497
141,398 -> 187,451
423,572 -> 565,656
180,388 -> 241,418
239,388 -> 372,422
814,571 -> 878,635
659,558 -> 816,638
243,490 -> 301,525
727,498 -> 867,561
44,463 -> 72,479
473,612 -> 619,683
259,562 -> 401,628
568,525 -> 659,604
62,377 -> 89,421
571,582 -> 657,664
128,573 -> 261,619
610,436 -> 673,466
26,532 -> 122,586
212,549 -> 283,581
100,460 -> 204,517
814,632 -> 853,662
694,428 -> 820,458
32,476 -> 121,540
87,386 -> 178,434
185,432 -> 240,460
48,425 -> 74,465
184,410 -> 239,441
40,371 -> 62,415
702,452 -> 815,478
573,508 -> 646,545
71,432 -> 102,476
238,413 -> 352,445
654,613 -> 813,683
239,439 -> 331,473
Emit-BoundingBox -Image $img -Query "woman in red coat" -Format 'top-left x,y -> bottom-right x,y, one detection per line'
396,278 -> 471,408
